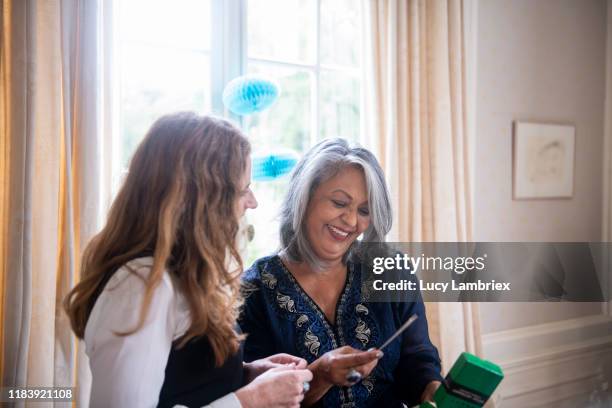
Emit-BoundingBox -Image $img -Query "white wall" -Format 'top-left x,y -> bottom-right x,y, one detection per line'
472,0 -> 612,406
474,0 -> 607,332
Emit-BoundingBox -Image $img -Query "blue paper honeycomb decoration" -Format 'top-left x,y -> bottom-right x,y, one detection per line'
252,151 -> 299,181
222,75 -> 280,116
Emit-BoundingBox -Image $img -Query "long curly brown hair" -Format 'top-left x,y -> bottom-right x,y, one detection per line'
64,112 -> 250,365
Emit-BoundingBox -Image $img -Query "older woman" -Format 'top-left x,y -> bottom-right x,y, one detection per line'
240,139 -> 443,407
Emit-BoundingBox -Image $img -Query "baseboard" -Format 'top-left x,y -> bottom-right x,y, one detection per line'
482,314 -> 612,407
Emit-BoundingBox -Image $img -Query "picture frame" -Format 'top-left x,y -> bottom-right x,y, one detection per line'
513,121 -> 575,199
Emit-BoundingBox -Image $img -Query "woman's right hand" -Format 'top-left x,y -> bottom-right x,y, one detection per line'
235,364 -> 313,408
310,346 -> 382,387
299,346 -> 382,407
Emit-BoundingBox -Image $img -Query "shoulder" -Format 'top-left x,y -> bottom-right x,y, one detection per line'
241,254 -> 285,301
105,256 -> 176,296
84,257 -> 185,350
242,254 -> 283,283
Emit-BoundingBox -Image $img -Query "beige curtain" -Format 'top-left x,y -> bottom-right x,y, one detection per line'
603,0 -> 612,317
362,0 -> 482,372
1,0 -> 113,406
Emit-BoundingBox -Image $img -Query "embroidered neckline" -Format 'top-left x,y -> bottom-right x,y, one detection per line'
274,256 -> 359,407
274,256 -> 354,341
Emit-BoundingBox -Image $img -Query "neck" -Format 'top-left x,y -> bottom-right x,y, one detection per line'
282,254 -> 345,277
315,260 -> 345,276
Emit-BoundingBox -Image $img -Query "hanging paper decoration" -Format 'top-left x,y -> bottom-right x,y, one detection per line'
251,150 -> 300,181
222,75 -> 280,116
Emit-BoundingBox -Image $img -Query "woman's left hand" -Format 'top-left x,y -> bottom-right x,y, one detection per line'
420,381 -> 442,402
244,353 -> 308,383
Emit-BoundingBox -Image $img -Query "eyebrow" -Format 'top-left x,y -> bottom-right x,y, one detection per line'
331,189 -> 352,199
330,189 -> 369,206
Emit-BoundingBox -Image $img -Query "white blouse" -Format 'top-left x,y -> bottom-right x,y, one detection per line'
84,257 -> 242,408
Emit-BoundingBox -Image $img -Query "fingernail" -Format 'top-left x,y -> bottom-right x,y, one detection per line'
367,348 -> 376,352
376,351 -> 384,359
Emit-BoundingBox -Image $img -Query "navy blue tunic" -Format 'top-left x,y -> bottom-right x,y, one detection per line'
239,255 -> 443,408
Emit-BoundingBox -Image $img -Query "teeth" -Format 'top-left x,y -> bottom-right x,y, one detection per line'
328,225 -> 349,237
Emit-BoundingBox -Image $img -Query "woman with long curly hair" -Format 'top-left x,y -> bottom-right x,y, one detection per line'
64,112 -> 311,408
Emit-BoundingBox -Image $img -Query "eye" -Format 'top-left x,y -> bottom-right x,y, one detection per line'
332,199 -> 348,208
358,207 -> 370,216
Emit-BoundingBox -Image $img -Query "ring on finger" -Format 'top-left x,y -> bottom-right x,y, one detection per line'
303,381 -> 310,393
345,368 -> 362,384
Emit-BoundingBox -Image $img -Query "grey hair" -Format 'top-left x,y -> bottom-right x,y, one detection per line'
279,138 -> 393,270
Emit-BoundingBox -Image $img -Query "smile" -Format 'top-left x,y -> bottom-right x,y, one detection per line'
327,224 -> 352,240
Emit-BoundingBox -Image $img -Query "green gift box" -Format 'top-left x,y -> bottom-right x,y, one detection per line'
420,352 -> 504,408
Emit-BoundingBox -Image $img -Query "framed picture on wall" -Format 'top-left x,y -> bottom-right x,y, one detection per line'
513,121 -> 575,199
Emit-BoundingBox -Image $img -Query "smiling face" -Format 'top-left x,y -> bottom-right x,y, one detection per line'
304,165 -> 370,265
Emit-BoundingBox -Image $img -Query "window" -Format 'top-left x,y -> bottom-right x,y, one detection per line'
245,0 -> 362,263
116,0 -> 212,171
115,0 -> 362,263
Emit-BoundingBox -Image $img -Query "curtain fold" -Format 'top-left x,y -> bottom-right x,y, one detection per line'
603,0 -> 612,318
1,0 -> 112,406
362,0 -> 482,373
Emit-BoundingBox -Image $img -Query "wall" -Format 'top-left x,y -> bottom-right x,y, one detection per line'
472,0 -> 612,406
474,0 -> 607,332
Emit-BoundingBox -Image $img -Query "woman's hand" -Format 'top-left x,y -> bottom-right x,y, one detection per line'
420,380 -> 442,402
236,364 -> 313,408
301,346 -> 382,407
243,353 -> 308,383
311,346 -> 381,386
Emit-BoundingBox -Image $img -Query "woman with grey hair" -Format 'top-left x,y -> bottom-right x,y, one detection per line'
240,139 -> 442,407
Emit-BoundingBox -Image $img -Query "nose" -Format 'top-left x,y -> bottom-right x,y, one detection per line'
245,190 -> 258,210
341,207 -> 357,228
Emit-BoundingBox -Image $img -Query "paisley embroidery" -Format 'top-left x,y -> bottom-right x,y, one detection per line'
248,256 -> 388,407
355,318 -> 371,346
276,292 -> 296,312
362,377 -> 374,394
355,303 -> 369,315
261,271 -> 277,289
240,281 -> 259,299
304,328 -> 321,356
296,314 -> 309,328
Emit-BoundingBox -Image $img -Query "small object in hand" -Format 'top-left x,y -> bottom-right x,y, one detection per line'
346,368 -> 362,384
379,314 -> 418,351
303,382 -> 310,393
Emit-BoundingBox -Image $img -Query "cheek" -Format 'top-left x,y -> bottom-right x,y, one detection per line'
308,202 -> 338,225
235,196 -> 246,214
357,217 -> 371,233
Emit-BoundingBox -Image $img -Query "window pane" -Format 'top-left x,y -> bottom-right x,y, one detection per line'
120,44 -> 211,166
245,62 -> 313,152
248,0 -> 316,64
120,0 -> 211,50
244,62 -> 313,263
320,0 -> 361,67
244,179 -> 289,266
320,70 -> 360,142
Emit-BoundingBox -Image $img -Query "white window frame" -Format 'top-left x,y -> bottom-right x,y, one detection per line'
211,0 -> 247,122
112,0 -> 363,193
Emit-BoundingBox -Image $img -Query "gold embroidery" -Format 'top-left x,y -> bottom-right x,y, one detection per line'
355,319 -> 371,346
304,328 -> 321,356
276,292 -> 296,312
296,314 -> 309,328
240,281 -> 259,299
355,303 -> 369,315
362,377 -> 374,394
261,271 -> 278,289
